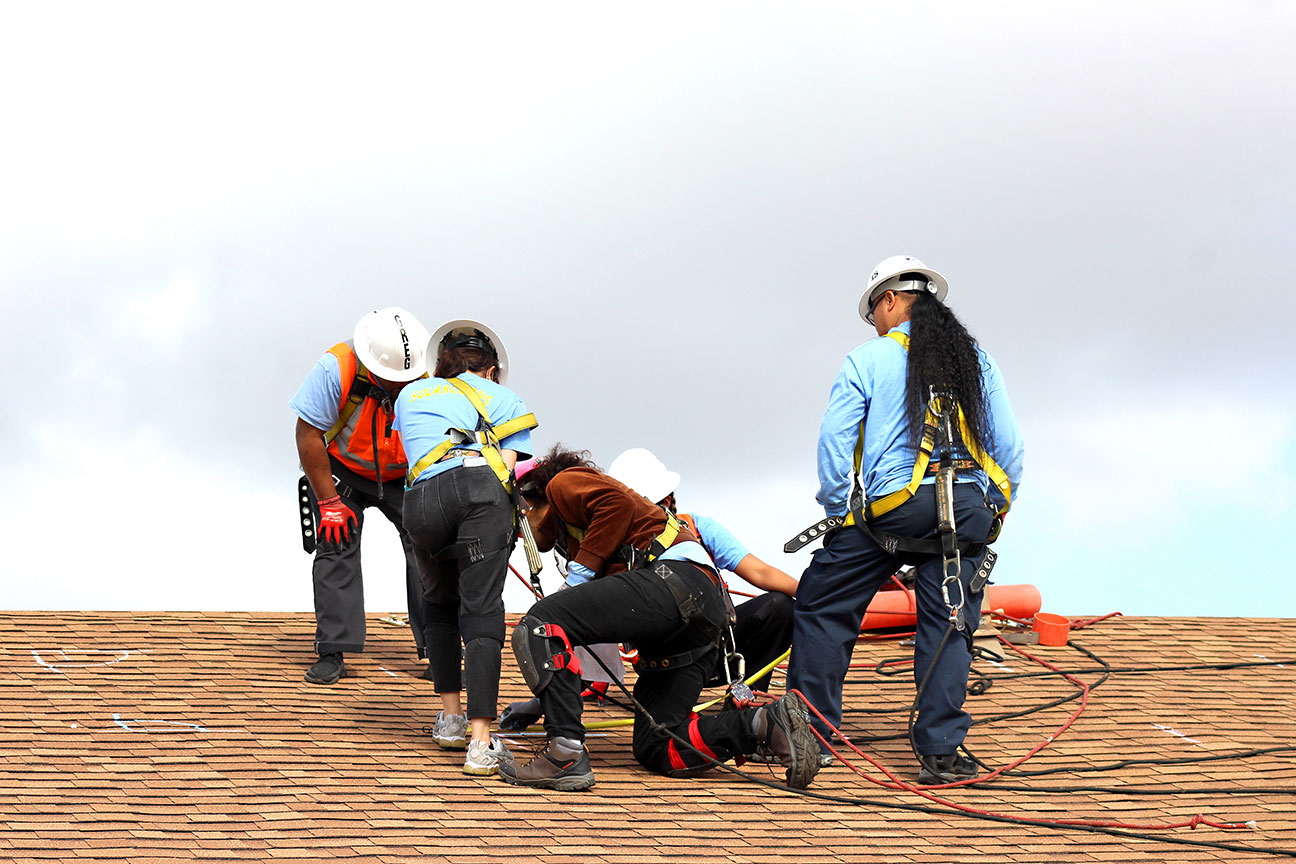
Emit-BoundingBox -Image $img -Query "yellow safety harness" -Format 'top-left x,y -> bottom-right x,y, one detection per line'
323,361 -> 373,447
844,331 -> 1012,530
405,376 -> 539,491
561,510 -> 684,570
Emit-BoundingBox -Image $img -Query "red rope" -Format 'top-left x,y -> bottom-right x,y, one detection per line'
510,563 -> 542,600
1070,611 -> 1123,629
790,636 -> 1257,832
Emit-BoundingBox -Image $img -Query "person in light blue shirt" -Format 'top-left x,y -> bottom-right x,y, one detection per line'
394,320 -> 536,778
788,255 -> 1025,786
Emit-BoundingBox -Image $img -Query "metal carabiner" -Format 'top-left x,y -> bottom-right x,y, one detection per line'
941,550 -> 966,629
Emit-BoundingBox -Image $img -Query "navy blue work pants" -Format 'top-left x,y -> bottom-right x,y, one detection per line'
787,485 -> 994,756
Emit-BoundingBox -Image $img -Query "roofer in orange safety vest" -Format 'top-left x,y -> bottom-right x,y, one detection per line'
289,307 -> 435,686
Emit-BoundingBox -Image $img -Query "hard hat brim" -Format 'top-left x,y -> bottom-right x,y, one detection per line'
858,268 -> 949,322
430,319 -> 510,385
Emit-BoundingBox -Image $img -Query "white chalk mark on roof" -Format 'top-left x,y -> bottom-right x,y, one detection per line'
32,648 -> 143,674
1151,723 -> 1202,745
111,714 -> 235,733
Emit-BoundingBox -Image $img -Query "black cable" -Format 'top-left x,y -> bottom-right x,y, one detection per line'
907,622 -> 956,761
981,783 -> 1296,797
576,646 -> 1296,859
986,744 -> 1296,778
846,657 -> 1296,686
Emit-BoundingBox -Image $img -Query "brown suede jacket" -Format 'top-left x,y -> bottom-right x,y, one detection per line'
535,466 -> 703,577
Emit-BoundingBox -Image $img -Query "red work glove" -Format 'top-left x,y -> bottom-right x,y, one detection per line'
317,495 -> 357,546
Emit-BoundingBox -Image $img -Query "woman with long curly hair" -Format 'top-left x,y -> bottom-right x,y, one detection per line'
788,255 -> 1025,785
499,445 -> 821,792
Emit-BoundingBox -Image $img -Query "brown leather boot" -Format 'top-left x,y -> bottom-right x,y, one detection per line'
499,736 -> 596,791
750,693 -> 820,789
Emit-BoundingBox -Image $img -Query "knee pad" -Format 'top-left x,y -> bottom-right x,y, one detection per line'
511,614 -> 582,695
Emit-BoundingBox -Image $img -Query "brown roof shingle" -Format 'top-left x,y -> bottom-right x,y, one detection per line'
2,611 -> 1294,862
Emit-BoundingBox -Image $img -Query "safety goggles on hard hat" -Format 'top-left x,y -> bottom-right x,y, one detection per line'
864,273 -> 938,325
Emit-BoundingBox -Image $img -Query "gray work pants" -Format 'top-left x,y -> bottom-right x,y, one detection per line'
310,464 -> 429,658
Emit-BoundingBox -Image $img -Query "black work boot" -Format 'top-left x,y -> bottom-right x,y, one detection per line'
499,736 -> 596,791
750,693 -> 820,789
917,753 -> 978,784
304,652 -> 346,685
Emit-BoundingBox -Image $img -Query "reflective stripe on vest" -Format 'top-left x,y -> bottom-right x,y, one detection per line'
324,342 -> 410,483
404,375 -> 539,489
843,331 -> 1012,526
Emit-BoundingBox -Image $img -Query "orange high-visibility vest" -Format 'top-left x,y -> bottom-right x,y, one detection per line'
323,342 -> 410,483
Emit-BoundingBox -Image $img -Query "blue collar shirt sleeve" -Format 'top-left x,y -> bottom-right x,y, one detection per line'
982,352 -> 1025,504
816,347 -> 874,518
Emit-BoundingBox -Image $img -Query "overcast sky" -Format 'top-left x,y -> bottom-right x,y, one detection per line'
2,2 -> 1293,622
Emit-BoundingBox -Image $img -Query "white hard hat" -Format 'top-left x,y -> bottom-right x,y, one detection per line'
607,448 -> 680,505
353,307 -> 430,382
431,319 -> 511,385
859,255 -> 949,323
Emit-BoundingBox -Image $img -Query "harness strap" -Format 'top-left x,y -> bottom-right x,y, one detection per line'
324,362 -> 371,446
561,511 -> 685,570
844,331 -> 1012,529
636,642 -> 717,672
533,622 -> 582,678
430,530 -> 517,564
404,377 -> 539,488
854,519 -> 987,561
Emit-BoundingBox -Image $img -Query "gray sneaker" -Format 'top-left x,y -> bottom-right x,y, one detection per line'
431,711 -> 468,750
464,736 -> 514,776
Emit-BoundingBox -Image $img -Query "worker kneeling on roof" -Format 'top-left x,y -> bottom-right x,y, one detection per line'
501,447 -> 821,792
788,256 -> 1024,784
607,448 -> 797,697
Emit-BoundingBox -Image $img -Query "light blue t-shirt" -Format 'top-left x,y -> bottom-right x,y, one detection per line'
289,351 -> 345,430
687,513 -> 749,573
657,539 -> 716,572
393,372 -> 533,486
816,320 -> 1025,518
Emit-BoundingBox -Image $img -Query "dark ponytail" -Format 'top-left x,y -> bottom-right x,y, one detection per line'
904,292 -> 990,455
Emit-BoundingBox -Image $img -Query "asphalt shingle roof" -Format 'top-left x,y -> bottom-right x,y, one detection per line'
3,610 -> 1294,862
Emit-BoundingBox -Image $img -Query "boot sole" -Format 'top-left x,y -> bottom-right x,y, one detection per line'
778,693 -> 821,790
499,769 -> 596,792
303,665 -> 347,685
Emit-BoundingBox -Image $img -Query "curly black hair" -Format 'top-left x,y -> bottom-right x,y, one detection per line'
517,444 -> 599,502
904,291 -> 990,455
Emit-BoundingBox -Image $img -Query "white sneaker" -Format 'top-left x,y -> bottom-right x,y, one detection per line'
463,736 -> 513,776
431,711 -> 468,750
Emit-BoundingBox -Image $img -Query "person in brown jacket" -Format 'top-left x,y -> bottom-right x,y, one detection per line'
498,446 -> 821,792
